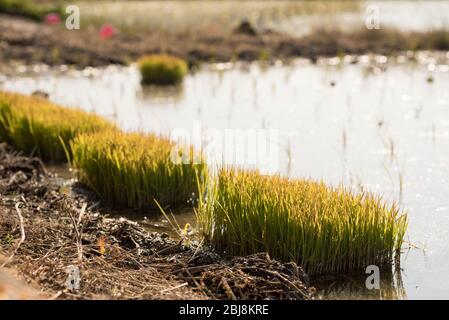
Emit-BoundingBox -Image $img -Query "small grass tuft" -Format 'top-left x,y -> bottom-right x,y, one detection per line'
138,54 -> 188,85
197,168 -> 408,275
0,91 -> 115,162
71,130 -> 207,210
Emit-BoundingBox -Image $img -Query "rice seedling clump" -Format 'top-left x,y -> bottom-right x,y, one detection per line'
138,54 -> 188,85
0,91 -> 115,162
71,130 -> 207,210
197,168 -> 408,275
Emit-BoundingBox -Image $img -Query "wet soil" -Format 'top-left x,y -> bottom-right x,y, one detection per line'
1,14 -> 449,70
0,144 -> 314,300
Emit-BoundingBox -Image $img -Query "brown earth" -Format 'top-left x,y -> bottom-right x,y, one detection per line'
0,143 -> 314,300
0,255 -> 43,299
1,14 -> 449,70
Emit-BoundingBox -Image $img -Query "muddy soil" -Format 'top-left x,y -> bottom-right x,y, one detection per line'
0,144 -> 314,300
1,14 -> 449,70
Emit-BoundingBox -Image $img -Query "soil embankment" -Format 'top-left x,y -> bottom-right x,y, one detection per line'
2,14 -> 449,70
0,144 -> 313,300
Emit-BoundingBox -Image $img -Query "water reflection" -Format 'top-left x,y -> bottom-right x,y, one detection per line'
107,207 -> 196,239
138,83 -> 185,103
314,266 -> 407,300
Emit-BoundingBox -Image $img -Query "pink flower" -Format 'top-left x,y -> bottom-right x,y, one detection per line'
99,24 -> 117,40
44,13 -> 60,25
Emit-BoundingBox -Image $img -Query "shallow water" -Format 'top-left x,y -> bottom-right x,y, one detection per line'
278,0 -> 449,36
2,52 -> 449,299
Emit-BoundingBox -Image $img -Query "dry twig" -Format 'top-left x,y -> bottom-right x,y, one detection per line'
1,202 -> 26,267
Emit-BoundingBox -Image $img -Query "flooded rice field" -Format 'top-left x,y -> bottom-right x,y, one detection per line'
2,51 -> 449,299
77,0 -> 449,35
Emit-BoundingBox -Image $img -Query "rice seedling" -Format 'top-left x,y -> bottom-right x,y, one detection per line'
137,54 -> 188,85
196,168 -> 408,275
70,130 -> 208,210
0,91 -> 115,162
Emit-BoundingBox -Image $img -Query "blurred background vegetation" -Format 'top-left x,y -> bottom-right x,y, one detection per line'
0,0 -> 360,33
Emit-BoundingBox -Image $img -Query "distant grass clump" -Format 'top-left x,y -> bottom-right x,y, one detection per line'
0,91 -> 115,162
138,54 -> 188,85
197,168 -> 407,275
71,130 -> 207,210
0,0 -> 64,21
